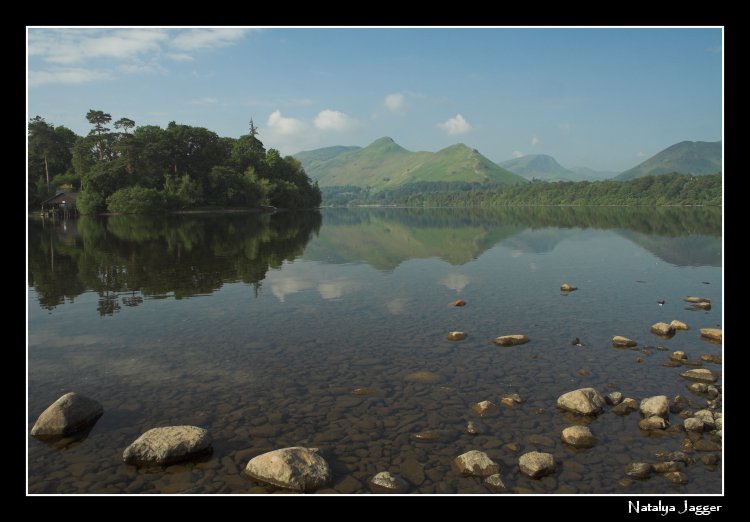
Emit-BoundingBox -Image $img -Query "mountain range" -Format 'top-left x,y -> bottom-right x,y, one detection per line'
294,137 -> 526,190
615,140 -> 722,181
294,138 -> 721,188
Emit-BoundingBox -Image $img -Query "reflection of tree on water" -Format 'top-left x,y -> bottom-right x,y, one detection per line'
28,212 -> 322,315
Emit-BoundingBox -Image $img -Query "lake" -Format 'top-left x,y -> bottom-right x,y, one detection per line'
27,206 -> 722,494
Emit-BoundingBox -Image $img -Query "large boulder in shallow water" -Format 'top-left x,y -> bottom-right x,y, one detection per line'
640,396 -> 669,418
556,388 -> 606,415
561,425 -> 596,448
650,323 -> 674,336
493,334 -> 530,346
612,336 -> 637,347
518,451 -> 555,478
453,450 -> 500,477
244,447 -> 332,492
30,392 -> 103,438
680,368 -> 717,383
700,328 -> 722,342
123,426 -> 212,466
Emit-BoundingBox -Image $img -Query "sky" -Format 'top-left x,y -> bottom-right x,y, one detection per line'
27,27 -> 722,172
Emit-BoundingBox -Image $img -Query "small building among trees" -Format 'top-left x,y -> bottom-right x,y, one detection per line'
40,191 -> 79,217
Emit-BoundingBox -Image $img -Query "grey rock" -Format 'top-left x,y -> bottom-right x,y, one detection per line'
670,320 -> 690,330
612,336 -> 637,347
466,421 -> 481,435
556,387 -> 606,415
693,410 -> 716,429
688,383 -> 709,394
684,296 -> 711,303
447,331 -> 467,341
652,461 -> 684,473
30,392 -> 103,438
369,471 -> 409,493
123,426 -> 212,466
493,334 -> 530,346
625,462 -> 651,479
680,369 -> 717,383
606,391 -> 623,406
640,396 -> 669,418
669,351 -> 687,361
453,450 -> 500,477
560,283 -> 577,292
663,471 -> 688,484
639,417 -> 667,430
684,418 -> 705,432
651,322 -> 674,336
561,425 -> 596,449
244,447 -> 332,492
518,451 -> 555,479
471,400 -> 498,417
613,398 -> 639,415
699,328 -> 722,342
484,473 -> 507,492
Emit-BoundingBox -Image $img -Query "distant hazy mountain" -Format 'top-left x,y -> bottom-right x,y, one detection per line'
294,137 -> 526,190
569,166 -> 618,181
499,154 -> 579,182
615,141 -> 722,181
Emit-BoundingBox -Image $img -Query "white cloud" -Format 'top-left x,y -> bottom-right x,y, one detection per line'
266,110 -> 307,136
531,135 -> 540,146
314,109 -> 358,132
438,114 -> 472,135
512,150 -> 524,158
29,68 -> 112,87
317,280 -> 359,300
270,277 -> 314,303
170,29 -> 247,51
29,29 -> 168,65
27,28 -> 247,86
384,93 -> 406,112
165,52 -> 194,62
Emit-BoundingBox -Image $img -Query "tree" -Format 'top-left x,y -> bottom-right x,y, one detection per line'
114,117 -> 136,134
28,116 -> 56,192
86,109 -> 112,161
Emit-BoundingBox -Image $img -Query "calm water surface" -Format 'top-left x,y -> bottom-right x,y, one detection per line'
27,207 -> 722,494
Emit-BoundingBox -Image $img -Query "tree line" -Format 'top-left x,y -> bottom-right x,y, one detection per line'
321,172 -> 722,207
28,112 -> 321,213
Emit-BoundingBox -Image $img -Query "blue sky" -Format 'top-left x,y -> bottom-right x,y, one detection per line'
27,27 -> 722,172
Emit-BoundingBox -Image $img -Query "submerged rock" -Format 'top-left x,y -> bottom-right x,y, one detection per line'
670,320 -> 690,331
369,471 -> 410,493
669,351 -> 687,362
518,451 -> 555,479
625,462 -> 651,479
412,430 -> 442,442
680,368 -> 717,383
690,302 -> 712,310
493,334 -> 530,346
560,283 -> 577,292
561,425 -> 596,449
650,322 -> 674,336
447,331 -> 467,341
613,398 -> 639,415
700,328 -> 722,342
453,450 -> 500,477
663,471 -> 689,485
500,393 -> 523,408
244,447 -> 332,492
612,336 -> 637,348
472,400 -> 498,417
451,299 -> 467,307
404,370 -> 440,383
466,421 -> 482,435
351,387 -> 377,396
556,387 -> 606,415
639,417 -> 667,430
30,392 -> 103,438
700,354 -> 722,364
123,426 -> 212,466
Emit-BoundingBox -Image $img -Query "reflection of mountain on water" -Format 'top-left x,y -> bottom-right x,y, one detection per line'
306,206 -> 721,270
616,231 -> 721,267
303,208 -> 523,271
28,212 -> 321,314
